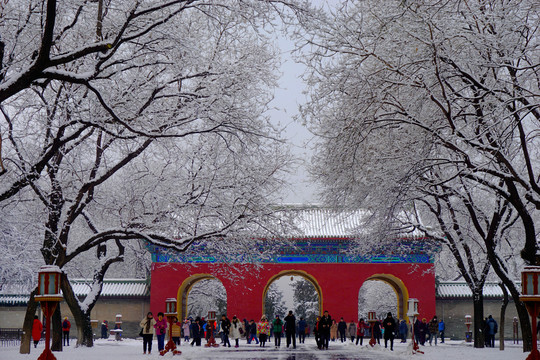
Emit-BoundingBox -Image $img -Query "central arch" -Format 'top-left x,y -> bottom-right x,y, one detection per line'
177,273 -> 223,320
364,273 -> 409,322
262,269 -> 323,317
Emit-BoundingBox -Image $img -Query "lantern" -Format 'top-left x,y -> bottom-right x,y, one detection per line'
35,266 -> 63,360
367,311 -> 377,322
165,298 -> 177,316
407,298 -> 419,317
205,310 -> 219,348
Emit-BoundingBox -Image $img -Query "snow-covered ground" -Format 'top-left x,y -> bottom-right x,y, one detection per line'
0,338 -> 526,360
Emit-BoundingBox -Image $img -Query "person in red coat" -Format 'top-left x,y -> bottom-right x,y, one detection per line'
32,316 -> 43,348
62,317 -> 71,346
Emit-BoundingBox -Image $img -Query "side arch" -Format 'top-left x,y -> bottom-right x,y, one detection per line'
261,269 -> 323,317
176,273 -> 223,320
364,273 -> 410,322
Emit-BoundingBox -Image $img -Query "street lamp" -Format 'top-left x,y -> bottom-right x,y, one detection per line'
407,298 -> 423,354
161,298 -> 181,356
520,266 -> 540,360
464,314 -> 472,343
35,266 -> 63,360
204,311 -> 219,348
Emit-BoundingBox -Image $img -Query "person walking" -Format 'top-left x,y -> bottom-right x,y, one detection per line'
220,314 -> 231,347
32,316 -> 43,348
257,315 -> 270,347
383,312 -> 396,351
62,317 -> 71,346
314,316 -> 322,349
347,320 -> 356,342
284,310 -> 296,349
330,320 -> 338,341
373,319 -> 382,345
399,319 -> 408,343
171,317 -> 181,345
428,316 -> 438,345
486,315 -> 498,348
247,320 -> 259,344
100,320 -> 108,339
190,317 -> 202,346
272,315 -> 283,348
139,312 -> 156,354
153,312 -> 167,353
356,318 -> 368,345
297,317 -> 307,344
230,316 -> 243,348
320,311 -> 332,350
337,317 -> 347,343
182,319 -> 190,342
439,319 -> 445,343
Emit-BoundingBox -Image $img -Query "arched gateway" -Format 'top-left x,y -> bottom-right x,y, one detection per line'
149,208 -> 436,323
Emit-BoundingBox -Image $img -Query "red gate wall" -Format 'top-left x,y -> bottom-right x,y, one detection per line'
149,262 -> 435,322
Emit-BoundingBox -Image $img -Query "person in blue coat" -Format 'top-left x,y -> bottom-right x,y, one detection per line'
438,319 -> 445,343
297,317 -> 307,344
399,319 -> 408,343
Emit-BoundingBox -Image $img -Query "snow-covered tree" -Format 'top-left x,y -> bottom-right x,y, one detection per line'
298,0 -> 539,351
358,280 -> 396,320
292,278 -> 319,325
187,279 -> 227,319
0,0 -> 309,352
264,282 -> 287,320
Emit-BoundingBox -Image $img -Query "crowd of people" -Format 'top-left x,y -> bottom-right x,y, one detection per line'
136,310 -> 451,354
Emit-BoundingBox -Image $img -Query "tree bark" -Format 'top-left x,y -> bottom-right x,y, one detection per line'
473,291 -> 485,348
61,273 -> 94,347
499,283 -> 509,351
19,288 -> 38,354
51,303 -> 62,351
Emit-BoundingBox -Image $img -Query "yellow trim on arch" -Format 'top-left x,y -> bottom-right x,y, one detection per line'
261,269 -> 323,317
176,273 -> 219,321
365,274 -> 410,323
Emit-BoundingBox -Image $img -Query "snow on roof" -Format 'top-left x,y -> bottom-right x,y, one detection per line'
286,205 -> 367,237
436,281 -> 520,299
0,279 -> 148,306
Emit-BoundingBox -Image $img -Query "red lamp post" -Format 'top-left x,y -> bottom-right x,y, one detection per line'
464,314 -> 472,343
161,298 -> 181,356
204,311 -> 219,348
35,266 -> 63,360
407,298 -> 423,354
367,311 -> 377,346
520,266 -> 540,360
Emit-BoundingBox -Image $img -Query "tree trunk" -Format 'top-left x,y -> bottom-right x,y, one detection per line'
51,303 -> 62,351
61,274 -> 94,347
473,291 -> 485,348
19,288 -> 38,354
499,283 -> 509,351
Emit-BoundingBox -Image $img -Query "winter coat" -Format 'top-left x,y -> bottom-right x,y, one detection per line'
272,318 -> 283,334
230,320 -> 243,340
140,317 -> 156,335
373,321 -> 382,338
62,320 -> 71,332
182,321 -> 191,337
428,319 -> 438,334
399,320 -> 408,336
171,322 -> 181,337
298,319 -> 307,333
257,320 -> 270,335
284,314 -> 296,333
347,322 -> 356,337
153,317 -> 168,336
383,316 -> 396,339
487,317 -> 498,335
357,321 -> 368,336
438,321 -> 445,332
190,321 -> 201,339
221,318 -> 231,335
319,315 -> 332,335
249,323 -> 257,335
32,319 -> 43,341
330,323 -> 338,339
337,320 -> 347,334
